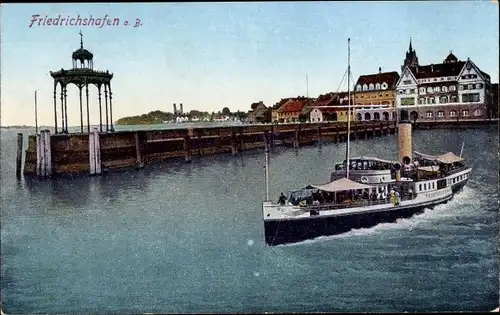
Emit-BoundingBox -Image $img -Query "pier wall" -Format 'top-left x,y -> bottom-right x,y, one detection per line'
23,121 -> 396,176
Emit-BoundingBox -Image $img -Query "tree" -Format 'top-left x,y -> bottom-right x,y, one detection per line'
222,107 -> 231,116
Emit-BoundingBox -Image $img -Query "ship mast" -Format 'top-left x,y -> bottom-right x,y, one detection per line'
346,38 -> 351,179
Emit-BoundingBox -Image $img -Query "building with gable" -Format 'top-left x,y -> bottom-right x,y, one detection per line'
276,97 -> 309,123
354,68 -> 400,107
396,47 -> 493,121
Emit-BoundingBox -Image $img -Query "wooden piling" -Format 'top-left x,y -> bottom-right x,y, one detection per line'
230,130 -> 237,156
135,132 -> 144,168
293,128 -> 299,149
184,135 -> 191,162
317,126 -> 322,147
16,133 -> 23,179
89,128 -> 101,175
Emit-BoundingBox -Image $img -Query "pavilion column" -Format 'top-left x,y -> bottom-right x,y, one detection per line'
98,84 -> 103,132
86,81 -> 90,134
53,82 -> 58,134
79,85 -> 84,133
109,83 -> 114,132
64,86 -> 68,133
60,86 -> 65,133
104,84 -> 109,132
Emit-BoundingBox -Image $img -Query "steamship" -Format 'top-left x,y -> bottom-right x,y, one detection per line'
261,39 -> 472,246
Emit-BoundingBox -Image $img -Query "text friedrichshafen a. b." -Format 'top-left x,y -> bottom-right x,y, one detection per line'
29,14 -> 142,28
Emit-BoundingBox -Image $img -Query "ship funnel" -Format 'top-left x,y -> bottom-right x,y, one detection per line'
397,109 -> 412,166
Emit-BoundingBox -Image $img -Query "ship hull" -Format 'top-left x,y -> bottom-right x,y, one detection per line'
264,196 -> 451,246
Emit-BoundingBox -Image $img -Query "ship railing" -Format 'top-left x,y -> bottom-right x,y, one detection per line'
296,194 -> 417,213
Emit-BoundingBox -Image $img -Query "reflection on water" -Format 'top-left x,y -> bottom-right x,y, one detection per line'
1,127 -> 498,313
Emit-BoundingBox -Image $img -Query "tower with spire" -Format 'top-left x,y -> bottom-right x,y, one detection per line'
402,38 -> 419,73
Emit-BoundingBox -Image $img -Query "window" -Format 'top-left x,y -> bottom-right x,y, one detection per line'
449,85 -> 456,92
398,89 -> 404,95
419,184 -> 422,191
437,111 -> 444,117
434,86 -> 440,93
426,111 -> 433,117
427,87 -> 433,93
462,93 -> 480,103
439,96 -> 448,103
363,84 -> 368,91
418,98 -> 424,104
381,82 -> 388,89
403,80 -> 412,85
401,97 -> 415,106
410,89 -> 416,94
442,86 -> 448,93
450,95 -> 459,103
476,83 -> 483,89
461,85 -> 467,90
375,83 -> 381,89
462,110 -> 469,116
468,84 -> 474,90
449,110 -> 456,117
473,109 -> 482,116
419,87 -> 426,94
369,83 -> 374,90
356,85 -> 362,91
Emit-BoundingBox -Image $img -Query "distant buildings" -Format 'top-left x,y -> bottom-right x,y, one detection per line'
395,42 -> 493,121
244,101 -> 269,124
247,39 -> 496,124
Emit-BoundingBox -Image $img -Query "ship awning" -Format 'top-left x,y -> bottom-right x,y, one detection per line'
349,156 -> 395,164
418,165 -> 440,172
309,177 -> 374,192
414,151 -> 464,164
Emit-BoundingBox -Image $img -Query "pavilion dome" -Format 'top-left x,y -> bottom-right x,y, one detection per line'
72,48 -> 93,61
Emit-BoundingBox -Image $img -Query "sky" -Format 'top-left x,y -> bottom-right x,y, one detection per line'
1,2 -> 498,126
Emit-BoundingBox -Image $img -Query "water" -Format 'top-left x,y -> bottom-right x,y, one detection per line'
1,126 -> 498,313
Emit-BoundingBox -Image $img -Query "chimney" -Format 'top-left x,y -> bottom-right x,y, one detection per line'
173,103 -> 177,114
180,103 -> 183,114
431,64 -> 434,72
397,109 -> 412,167
379,67 -> 382,74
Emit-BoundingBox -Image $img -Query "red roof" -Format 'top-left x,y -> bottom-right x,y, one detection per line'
278,99 -> 307,113
355,71 -> 400,89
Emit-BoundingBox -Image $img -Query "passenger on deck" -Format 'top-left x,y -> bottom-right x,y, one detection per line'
278,193 -> 287,205
395,190 -> 401,205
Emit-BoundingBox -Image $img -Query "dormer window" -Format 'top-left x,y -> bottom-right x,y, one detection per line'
434,86 -> 440,92
356,85 -> 362,91
419,87 -> 426,94
369,83 -> 374,90
449,85 -> 456,92
427,87 -> 433,93
363,84 -> 368,91
381,82 -> 388,90
375,83 -> 381,90
442,86 -> 448,92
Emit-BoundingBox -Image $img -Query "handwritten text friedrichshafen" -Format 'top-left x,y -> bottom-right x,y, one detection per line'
29,14 -> 143,28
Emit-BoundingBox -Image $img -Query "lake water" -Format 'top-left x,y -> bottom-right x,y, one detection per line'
1,126 -> 498,313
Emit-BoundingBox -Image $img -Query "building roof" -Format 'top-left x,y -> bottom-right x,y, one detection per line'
355,71 -> 400,89
409,61 -> 466,79
443,51 -> 458,64
278,99 -> 308,113
312,106 -> 348,113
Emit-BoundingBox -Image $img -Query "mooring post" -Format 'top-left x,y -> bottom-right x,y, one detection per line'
88,128 -> 101,175
230,129 -> 237,156
43,130 -> 52,177
317,126 -> 322,147
270,125 -> 275,148
293,127 -> 299,149
16,133 -> 23,179
36,133 -> 41,177
184,135 -> 191,163
135,131 -> 144,169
